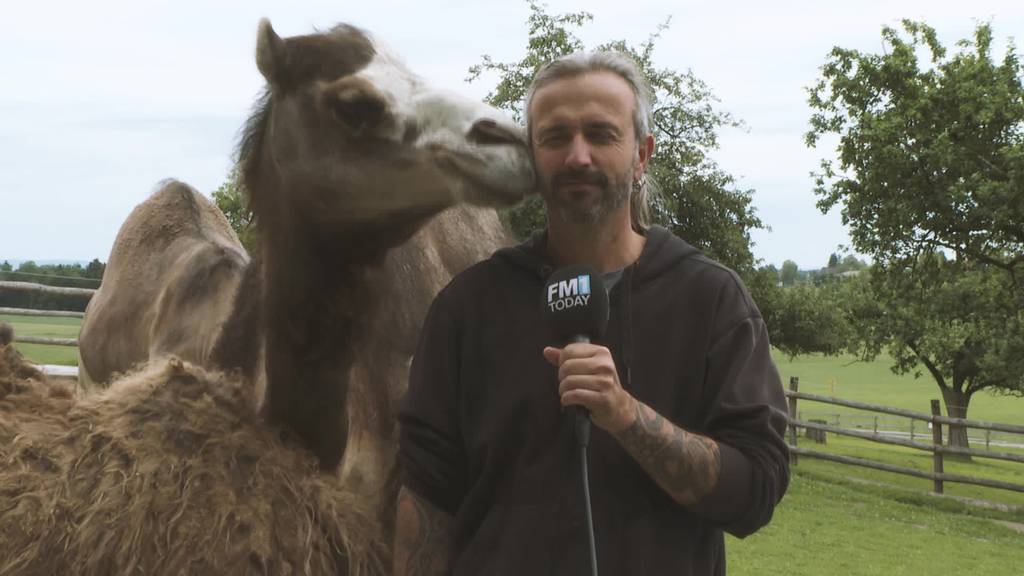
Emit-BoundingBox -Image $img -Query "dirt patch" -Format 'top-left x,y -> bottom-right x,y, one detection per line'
993,520 -> 1024,534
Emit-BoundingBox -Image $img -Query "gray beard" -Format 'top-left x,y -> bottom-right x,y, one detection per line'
543,165 -> 633,227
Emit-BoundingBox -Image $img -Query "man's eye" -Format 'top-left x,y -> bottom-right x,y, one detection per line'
587,130 -> 616,144
539,133 -> 569,147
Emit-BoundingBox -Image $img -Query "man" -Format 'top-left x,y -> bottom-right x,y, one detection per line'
394,51 -> 789,575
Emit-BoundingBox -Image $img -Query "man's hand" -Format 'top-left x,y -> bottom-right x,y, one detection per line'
543,342 -> 637,433
544,343 -> 722,506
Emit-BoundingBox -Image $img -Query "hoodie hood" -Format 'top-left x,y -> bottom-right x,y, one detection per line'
493,225 -> 703,283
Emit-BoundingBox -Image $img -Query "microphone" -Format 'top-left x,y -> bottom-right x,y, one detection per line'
542,265 -> 609,446
543,265 -> 609,346
543,265 -> 607,576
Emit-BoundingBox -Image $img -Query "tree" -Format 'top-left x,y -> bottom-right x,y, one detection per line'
780,260 -> 799,286
807,20 -> 1024,446
843,260 -> 1023,450
837,255 -> 866,274
808,20 -> 1024,281
765,277 -> 854,359
84,258 -> 106,280
211,166 -> 257,254
16,261 -> 39,274
0,261 -> 11,272
467,0 -> 765,277
827,253 -> 839,270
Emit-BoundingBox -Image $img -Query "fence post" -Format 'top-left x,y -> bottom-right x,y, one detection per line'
930,399 -> 944,494
873,416 -> 878,436
986,429 -> 991,451
788,377 -> 799,464
910,419 -> 915,442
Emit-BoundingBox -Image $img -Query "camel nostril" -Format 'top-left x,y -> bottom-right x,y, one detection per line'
468,119 -> 522,146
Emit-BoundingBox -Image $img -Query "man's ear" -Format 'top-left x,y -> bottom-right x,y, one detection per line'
635,134 -> 656,179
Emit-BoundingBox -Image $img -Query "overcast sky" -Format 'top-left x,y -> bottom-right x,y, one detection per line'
2,0 -> 1021,269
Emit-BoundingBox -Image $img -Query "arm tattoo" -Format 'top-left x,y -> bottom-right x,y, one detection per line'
614,401 -> 722,505
394,486 -> 451,576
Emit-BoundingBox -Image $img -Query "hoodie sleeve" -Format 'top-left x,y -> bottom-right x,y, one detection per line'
687,272 -> 790,538
397,289 -> 467,515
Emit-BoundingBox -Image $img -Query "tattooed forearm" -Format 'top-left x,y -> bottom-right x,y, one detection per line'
614,401 -> 721,505
394,486 -> 451,576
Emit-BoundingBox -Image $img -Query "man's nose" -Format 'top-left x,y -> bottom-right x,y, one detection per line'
564,133 -> 593,169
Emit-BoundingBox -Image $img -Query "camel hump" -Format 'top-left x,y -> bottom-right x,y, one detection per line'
78,180 -> 250,388
148,240 -> 250,361
100,180 -> 247,297
109,180 -> 242,260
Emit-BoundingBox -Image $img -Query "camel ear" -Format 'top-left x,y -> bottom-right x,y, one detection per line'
256,18 -> 287,85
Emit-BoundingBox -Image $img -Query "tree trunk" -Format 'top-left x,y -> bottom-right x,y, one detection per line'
940,387 -> 972,460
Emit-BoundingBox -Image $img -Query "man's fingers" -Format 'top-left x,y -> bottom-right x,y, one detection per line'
559,387 -> 603,409
542,346 -> 561,366
562,342 -> 604,359
557,356 -> 610,382
557,374 -> 611,396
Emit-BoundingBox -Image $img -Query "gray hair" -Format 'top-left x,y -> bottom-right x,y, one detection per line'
525,51 -> 656,230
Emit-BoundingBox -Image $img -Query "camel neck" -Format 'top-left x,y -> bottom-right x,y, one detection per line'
260,234 -> 382,470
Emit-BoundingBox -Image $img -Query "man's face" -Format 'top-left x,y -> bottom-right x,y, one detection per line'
529,71 -> 642,226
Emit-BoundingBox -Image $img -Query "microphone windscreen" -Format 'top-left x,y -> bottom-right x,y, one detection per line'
542,265 -> 609,343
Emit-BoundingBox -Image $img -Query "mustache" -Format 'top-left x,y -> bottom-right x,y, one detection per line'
550,167 -> 609,189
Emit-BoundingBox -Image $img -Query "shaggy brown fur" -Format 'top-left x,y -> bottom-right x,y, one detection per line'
0,322 -> 12,346
0,355 -> 384,575
0,334 -> 45,399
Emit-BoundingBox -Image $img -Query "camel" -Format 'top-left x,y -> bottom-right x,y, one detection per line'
1,20 -> 532,574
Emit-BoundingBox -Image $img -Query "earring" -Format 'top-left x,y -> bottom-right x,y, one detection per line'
633,174 -> 647,194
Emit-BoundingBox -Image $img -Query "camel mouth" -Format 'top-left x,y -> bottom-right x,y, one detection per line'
433,146 -> 536,207
467,119 -> 525,147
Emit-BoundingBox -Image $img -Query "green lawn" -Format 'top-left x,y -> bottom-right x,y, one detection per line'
1,313 -> 80,366
728,463 -> 1024,576
729,355 -> 1024,576
773,351 -> 1024,427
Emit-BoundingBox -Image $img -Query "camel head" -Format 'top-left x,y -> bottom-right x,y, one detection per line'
241,19 -> 535,248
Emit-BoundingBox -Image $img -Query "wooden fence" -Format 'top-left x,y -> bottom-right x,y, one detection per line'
0,280 -> 94,348
786,377 -> 1024,496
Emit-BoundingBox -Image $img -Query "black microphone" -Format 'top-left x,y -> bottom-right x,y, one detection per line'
543,265 -> 609,346
542,265 -> 609,445
543,265 -> 607,576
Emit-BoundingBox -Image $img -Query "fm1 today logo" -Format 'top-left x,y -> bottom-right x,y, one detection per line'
546,274 -> 592,312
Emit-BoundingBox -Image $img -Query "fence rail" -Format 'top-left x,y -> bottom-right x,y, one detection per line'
12,335 -> 79,347
0,306 -> 85,318
788,447 -> 1024,494
786,377 -> 1024,497
789,389 -> 1024,435
796,418 -> 1024,465
0,280 -> 96,298
794,410 -> 1021,450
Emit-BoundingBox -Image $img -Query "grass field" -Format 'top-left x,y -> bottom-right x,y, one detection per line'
1,313 -> 80,366
773,351 -> 1024,427
727,462 -> 1024,576
728,353 -> 1024,574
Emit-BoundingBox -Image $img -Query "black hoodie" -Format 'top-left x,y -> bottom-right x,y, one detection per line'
399,226 -> 789,575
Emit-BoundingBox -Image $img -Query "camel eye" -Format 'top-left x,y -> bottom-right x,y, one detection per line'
330,91 -> 385,134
